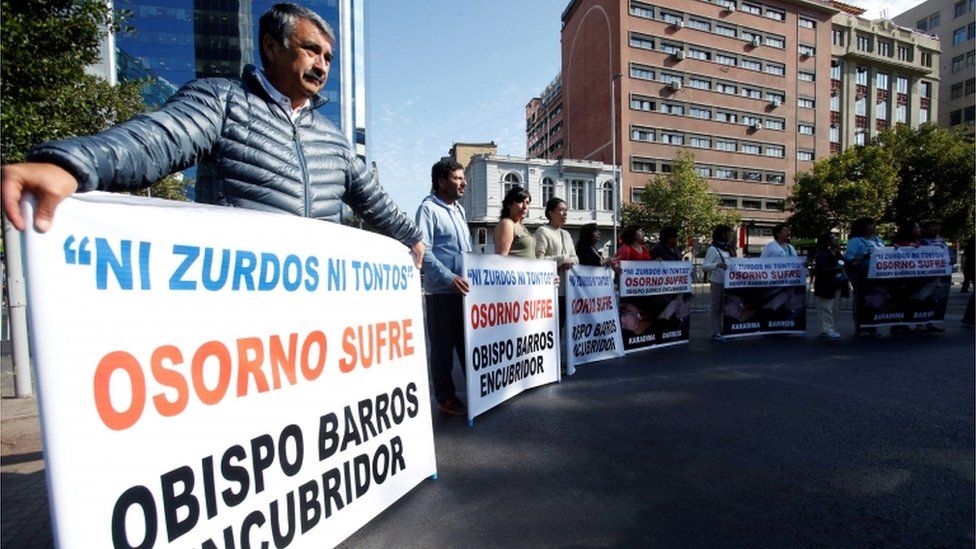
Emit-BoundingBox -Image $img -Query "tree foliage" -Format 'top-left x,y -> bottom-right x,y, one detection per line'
1,0 -> 145,163
789,126 -> 975,240
876,124 -> 975,241
125,174 -> 191,202
787,144 -> 899,238
623,151 -> 739,246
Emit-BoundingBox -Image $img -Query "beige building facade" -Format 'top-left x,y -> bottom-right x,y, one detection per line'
893,0 -> 974,134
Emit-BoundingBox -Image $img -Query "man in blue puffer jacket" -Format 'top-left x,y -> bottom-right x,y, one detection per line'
1,2 -> 424,264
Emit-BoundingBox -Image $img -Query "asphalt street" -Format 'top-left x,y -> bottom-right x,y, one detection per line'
2,291 -> 974,548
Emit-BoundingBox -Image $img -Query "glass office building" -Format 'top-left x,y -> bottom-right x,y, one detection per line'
113,0 -> 366,154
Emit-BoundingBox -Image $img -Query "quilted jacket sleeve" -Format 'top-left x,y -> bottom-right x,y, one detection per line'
343,154 -> 423,247
26,79 -> 227,192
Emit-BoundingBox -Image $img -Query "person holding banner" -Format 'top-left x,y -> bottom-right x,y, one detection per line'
703,225 -> 736,340
616,225 -> 652,261
760,224 -> 798,258
416,159 -> 472,416
649,227 -> 682,261
494,185 -> 535,258
845,217 -> 885,336
535,197 -> 578,326
1,3 -> 425,268
814,233 -> 849,339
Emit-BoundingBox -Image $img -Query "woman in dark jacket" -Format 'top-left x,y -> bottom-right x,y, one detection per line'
814,232 -> 848,338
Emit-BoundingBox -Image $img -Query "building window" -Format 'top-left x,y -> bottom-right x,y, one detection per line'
569,180 -> 586,210
631,127 -> 655,142
921,51 -> 932,67
542,177 -> 555,205
896,104 -> 907,123
953,26 -> 967,44
856,66 -> 868,85
829,126 -> 839,142
660,10 -> 683,25
742,115 -> 762,127
920,108 -> 930,124
716,53 -> 737,66
952,54 -> 966,72
920,81 -> 932,98
503,172 -> 521,195
876,101 -> 888,120
716,168 -> 738,179
832,29 -> 845,46
798,150 -> 814,162
799,16 -> 816,29
876,72 -> 889,89
766,91 -> 785,103
742,199 -> 762,209
897,45 -> 913,62
660,42 -> 683,55
741,87 -> 762,99
661,162 -> 672,174
717,82 -> 738,94
632,159 -> 656,173
720,197 -> 738,208
741,58 -> 761,71
630,65 -> 655,80
798,124 -> 815,135
631,187 -> 645,202
765,201 -> 785,211
716,139 -> 736,151
955,0 -> 967,17
716,24 -> 737,37
764,62 -> 785,76
799,44 -> 816,57
690,136 -> 711,148
855,97 -> 866,116
715,111 -> 738,123
695,166 -> 713,178
917,13 -> 940,30
765,7 -> 785,21
743,170 -> 762,182
765,118 -> 785,130
857,34 -> 872,52
690,106 -> 712,119
740,143 -> 761,154
660,103 -> 684,115
967,78 -> 976,95
767,173 -> 785,184
688,18 -> 711,31
765,35 -> 785,48
799,71 -> 815,82
855,131 -> 866,145
631,97 -> 655,111
830,95 -> 840,111
741,30 -> 761,43
877,40 -> 892,57
798,97 -> 815,109
629,33 -> 655,50
629,1 -> 654,19
689,77 -> 711,90
660,132 -> 684,145
765,145 -> 785,158
601,181 -> 614,211
659,72 -> 683,85
831,62 -> 842,80
896,76 -> 909,93
688,47 -> 711,61
742,3 -> 761,15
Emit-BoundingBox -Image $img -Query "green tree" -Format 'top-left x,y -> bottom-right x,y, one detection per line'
1,0 -> 145,163
623,151 -> 739,247
126,174 -> 191,202
787,144 -> 898,238
876,123 -> 975,241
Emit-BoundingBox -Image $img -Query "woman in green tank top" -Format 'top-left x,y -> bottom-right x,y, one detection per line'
494,185 -> 535,258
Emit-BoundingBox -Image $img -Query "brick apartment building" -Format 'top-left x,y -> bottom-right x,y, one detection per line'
526,0 -> 939,252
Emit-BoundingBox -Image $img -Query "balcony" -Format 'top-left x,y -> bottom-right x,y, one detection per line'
830,142 -> 841,154
855,115 -> 868,128
876,119 -> 889,130
877,89 -> 888,102
897,93 -> 909,105
830,111 -> 841,125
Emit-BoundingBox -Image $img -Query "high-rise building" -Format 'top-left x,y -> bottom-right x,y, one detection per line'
892,0 -> 975,135
528,0 -> 939,251
113,0 -> 366,154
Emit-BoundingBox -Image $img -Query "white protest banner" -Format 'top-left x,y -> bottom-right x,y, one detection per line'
462,253 -> 560,422
722,257 -> 807,337
856,246 -> 952,327
21,193 -> 436,549
867,246 -> 953,278
618,260 -> 693,351
565,265 -> 624,370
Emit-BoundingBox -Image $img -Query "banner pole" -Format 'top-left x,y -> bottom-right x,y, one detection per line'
2,216 -> 32,397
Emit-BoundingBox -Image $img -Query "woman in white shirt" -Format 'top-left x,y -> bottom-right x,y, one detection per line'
535,197 -> 578,326
761,223 -> 797,258
702,225 -> 736,340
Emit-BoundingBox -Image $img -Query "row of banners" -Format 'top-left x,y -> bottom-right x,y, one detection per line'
22,194 -> 953,548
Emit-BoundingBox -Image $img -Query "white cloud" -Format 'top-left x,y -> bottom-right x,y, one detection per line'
857,0 -> 926,19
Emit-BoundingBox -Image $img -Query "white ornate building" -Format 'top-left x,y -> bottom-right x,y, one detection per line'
463,154 -> 617,254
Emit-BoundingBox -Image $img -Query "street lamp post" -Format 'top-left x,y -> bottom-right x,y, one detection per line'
610,73 -> 622,255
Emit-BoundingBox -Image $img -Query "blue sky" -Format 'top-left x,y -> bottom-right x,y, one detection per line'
364,0 -> 923,214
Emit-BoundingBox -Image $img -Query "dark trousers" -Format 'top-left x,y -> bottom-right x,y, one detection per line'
425,293 -> 465,404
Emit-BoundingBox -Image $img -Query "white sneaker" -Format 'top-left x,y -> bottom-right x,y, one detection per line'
820,331 -> 841,339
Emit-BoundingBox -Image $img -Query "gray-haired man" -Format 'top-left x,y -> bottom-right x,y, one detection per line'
2,3 -> 424,264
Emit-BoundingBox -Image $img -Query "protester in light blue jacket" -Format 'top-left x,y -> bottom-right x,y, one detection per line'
415,159 -> 471,417
845,217 -> 885,336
